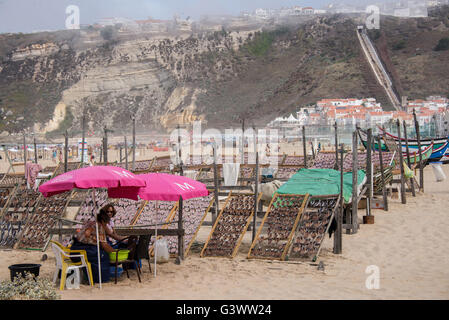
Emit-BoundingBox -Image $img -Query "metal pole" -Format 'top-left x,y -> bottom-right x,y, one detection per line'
92,189 -> 102,289
178,196 -> 184,261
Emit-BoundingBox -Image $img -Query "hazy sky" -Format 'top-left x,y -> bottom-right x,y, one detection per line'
0,0 -> 389,33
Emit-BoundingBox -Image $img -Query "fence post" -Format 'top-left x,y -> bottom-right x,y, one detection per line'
403,120 -> 416,197
132,117 -> 136,171
302,126 -> 307,168
413,110 -> 424,191
64,130 -> 69,173
377,136 -> 388,211
396,120 -> 406,204
366,128 -> 372,217
334,122 -> 339,170
351,131 -> 358,234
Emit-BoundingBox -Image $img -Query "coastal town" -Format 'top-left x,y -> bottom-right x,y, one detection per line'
268,96 -> 449,135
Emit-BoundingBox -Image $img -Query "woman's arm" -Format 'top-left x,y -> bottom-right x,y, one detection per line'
105,225 -> 126,241
100,241 -> 115,253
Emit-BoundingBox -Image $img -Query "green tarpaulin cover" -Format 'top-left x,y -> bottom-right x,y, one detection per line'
276,168 -> 366,203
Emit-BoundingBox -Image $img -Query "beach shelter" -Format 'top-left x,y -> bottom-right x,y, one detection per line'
108,173 -> 209,276
38,166 -> 146,288
276,168 -> 366,203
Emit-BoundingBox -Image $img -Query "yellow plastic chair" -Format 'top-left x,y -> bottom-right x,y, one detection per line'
50,240 -> 94,290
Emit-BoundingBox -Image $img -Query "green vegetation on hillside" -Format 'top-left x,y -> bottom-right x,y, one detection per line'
244,31 -> 275,57
434,37 -> 449,51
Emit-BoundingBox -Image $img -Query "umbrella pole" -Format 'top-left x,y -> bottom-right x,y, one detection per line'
154,200 -> 158,277
92,188 -> 102,289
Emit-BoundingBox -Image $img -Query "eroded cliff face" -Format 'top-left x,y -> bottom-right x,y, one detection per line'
0,27 -> 256,135
1,7 -> 448,136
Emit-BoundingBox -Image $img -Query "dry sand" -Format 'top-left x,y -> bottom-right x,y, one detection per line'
1,163 -> 449,300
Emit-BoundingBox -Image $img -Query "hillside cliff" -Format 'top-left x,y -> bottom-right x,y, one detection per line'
0,8 -> 448,137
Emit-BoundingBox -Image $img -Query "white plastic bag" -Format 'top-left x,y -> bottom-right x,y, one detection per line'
431,162 -> 446,182
155,239 -> 169,264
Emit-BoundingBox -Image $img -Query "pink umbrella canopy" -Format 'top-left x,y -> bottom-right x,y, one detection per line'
108,173 -> 209,201
38,166 -> 146,197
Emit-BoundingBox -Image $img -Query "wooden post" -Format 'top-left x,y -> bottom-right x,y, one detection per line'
241,119 -> 245,165
351,131 -> 358,234
212,144 -> 219,225
366,128 -> 372,217
413,110 -> 424,192
64,130 -> 68,173
311,141 -> 316,160
132,117 -> 136,171
377,136 -> 388,211
81,114 -> 86,166
178,196 -> 184,261
396,120 -> 406,204
103,126 -> 108,164
252,152 -> 259,242
302,126 -> 307,168
334,146 -> 344,254
124,136 -> 129,170
33,135 -> 38,164
403,120 -> 416,197
23,133 -> 27,180
334,122 -> 339,170
99,139 -> 103,163
177,124 -> 183,175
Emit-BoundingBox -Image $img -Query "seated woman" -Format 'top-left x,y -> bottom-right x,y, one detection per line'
70,210 -> 115,283
100,204 -> 128,248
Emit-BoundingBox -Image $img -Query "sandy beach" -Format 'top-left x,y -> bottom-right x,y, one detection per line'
1,160 -> 448,300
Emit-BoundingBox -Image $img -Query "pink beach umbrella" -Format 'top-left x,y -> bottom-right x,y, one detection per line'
39,166 -> 145,197
108,172 -> 209,201
108,173 -> 209,276
38,166 -> 146,289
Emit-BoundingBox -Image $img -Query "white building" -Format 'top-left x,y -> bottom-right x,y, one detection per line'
255,8 -> 269,19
